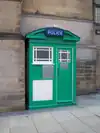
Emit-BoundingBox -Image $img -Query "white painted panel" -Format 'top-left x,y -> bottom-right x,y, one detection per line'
33,80 -> 53,101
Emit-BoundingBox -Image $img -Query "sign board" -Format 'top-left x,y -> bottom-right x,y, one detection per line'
45,27 -> 64,37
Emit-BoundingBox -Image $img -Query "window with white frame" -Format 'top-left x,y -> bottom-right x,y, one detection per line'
33,47 -> 53,64
94,0 -> 100,24
59,50 -> 70,63
95,7 -> 100,23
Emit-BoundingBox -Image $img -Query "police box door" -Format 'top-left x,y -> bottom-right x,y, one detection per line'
57,47 -> 73,103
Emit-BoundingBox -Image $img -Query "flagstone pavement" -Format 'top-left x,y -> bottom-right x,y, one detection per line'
1,94 -> 100,133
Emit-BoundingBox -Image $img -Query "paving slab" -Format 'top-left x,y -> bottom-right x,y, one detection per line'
0,128 -> 9,133
29,112 -> 65,133
51,110 -> 75,123
0,117 -> 10,133
87,106 -> 100,114
11,126 -> 38,133
9,115 -> 38,133
61,117 -> 96,133
79,115 -> 100,133
69,108 -> 94,118
77,95 -> 100,107
1,94 -> 100,133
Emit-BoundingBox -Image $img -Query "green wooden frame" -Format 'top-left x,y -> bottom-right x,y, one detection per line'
25,27 -> 80,110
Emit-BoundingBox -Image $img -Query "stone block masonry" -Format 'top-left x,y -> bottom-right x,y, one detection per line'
0,40 -> 25,112
96,47 -> 100,91
76,47 -> 96,95
77,60 -> 96,95
0,1 -> 21,33
22,0 -> 92,20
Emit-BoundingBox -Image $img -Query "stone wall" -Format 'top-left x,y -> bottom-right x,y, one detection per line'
77,47 -> 97,95
0,40 -> 25,112
76,47 -> 96,95
20,16 -> 93,45
22,0 -> 93,20
0,0 -> 24,112
96,47 -> 100,91
77,60 -> 96,95
0,1 -> 21,33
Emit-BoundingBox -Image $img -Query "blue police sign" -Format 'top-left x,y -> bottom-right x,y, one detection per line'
45,27 -> 64,37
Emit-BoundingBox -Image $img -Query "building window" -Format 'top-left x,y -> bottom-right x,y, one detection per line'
33,47 -> 53,64
95,6 -> 100,23
59,50 -> 70,63
94,0 -> 100,24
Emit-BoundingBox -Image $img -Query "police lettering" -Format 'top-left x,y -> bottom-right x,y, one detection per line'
47,29 -> 63,36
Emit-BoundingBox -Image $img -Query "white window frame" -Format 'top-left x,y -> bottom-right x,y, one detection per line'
32,46 -> 53,65
59,50 -> 70,63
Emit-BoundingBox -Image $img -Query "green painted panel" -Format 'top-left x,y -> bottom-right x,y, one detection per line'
73,47 -> 77,103
26,27 -> 80,110
57,48 -> 73,102
31,65 -> 42,80
28,42 -> 57,109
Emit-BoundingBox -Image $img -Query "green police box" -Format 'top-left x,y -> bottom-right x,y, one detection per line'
25,27 -> 80,110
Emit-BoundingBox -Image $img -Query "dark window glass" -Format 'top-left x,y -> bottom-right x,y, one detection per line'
33,47 -> 52,62
61,53 -> 67,59
37,51 -> 49,59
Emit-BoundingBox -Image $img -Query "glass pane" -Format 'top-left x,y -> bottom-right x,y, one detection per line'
61,53 -> 67,59
95,8 -> 100,23
37,51 -> 49,59
59,50 -> 71,63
